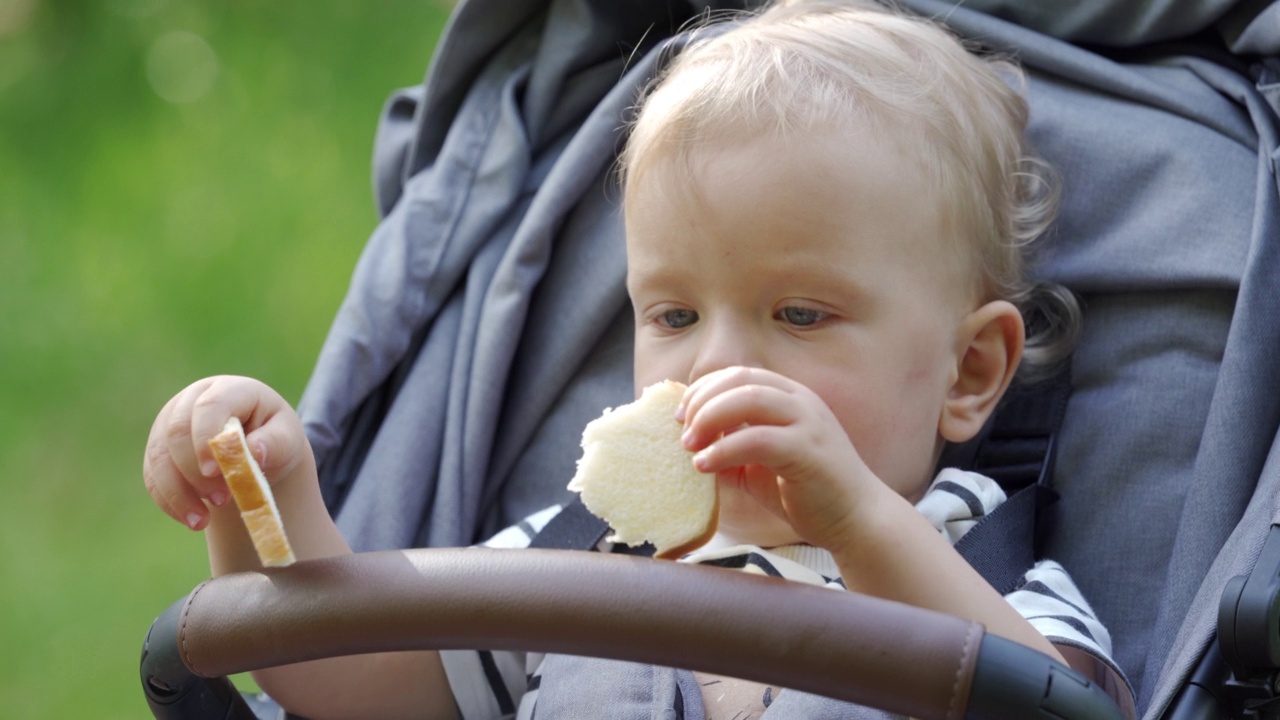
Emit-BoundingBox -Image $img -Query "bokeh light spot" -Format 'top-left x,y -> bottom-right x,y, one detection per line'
0,0 -> 36,39
146,30 -> 219,104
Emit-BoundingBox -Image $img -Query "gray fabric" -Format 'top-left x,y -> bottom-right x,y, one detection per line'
372,85 -> 423,218
1128,59 -> 1280,718
762,689 -> 900,718
903,4 -> 1276,714
1144,430 -> 1280,714
301,17 -> 548,548
296,0 -> 1280,717
949,0 -> 1206,44
1045,291 -> 1234,692
1262,58 -> 1280,117
300,1 -> 683,549
910,6 -> 1280,715
534,655 -> 706,720
1218,1 -> 1280,55
535,654 -> 903,719
953,0 -> 1280,49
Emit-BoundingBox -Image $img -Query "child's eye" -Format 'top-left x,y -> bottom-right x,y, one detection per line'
658,308 -> 699,329
776,306 -> 829,327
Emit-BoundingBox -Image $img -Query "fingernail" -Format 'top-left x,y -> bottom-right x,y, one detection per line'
681,427 -> 694,447
693,449 -> 711,471
200,460 -> 219,478
186,512 -> 204,530
674,403 -> 686,423
209,490 -> 230,507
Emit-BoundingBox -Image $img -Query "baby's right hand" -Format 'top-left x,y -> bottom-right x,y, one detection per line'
143,375 -> 310,531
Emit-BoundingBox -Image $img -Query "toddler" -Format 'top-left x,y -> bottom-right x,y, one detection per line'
143,1 -> 1131,718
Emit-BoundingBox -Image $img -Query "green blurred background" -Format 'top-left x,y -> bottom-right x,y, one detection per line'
0,1 -> 450,716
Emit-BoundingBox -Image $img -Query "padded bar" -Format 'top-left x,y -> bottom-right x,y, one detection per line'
176,548 -> 983,720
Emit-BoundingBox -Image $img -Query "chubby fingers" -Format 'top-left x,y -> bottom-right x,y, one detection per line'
678,367 -> 850,478
188,376 -> 306,487
679,367 -> 799,440
678,368 -> 802,465
145,378 -> 220,529
143,375 -> 298,530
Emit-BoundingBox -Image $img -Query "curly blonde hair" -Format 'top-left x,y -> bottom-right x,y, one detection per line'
621,0 -> 1079,380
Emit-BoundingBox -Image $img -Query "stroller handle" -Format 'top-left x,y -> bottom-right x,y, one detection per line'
140,547 -> 1124,720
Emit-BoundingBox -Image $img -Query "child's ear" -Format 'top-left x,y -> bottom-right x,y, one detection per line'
939,300 -> 1025,444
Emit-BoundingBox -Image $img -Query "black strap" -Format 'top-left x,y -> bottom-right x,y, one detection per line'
529,498 -> 655,556
972,367 -> 1073,495
952,365 -> 1073,595
528,497 -> 611,550
953,483 -> 1057,596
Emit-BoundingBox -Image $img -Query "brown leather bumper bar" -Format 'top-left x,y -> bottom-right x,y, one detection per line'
147,548 -> 1129,718
173,548 -> 982,719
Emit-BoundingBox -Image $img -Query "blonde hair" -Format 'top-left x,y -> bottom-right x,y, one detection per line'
620,0 -> 1079,380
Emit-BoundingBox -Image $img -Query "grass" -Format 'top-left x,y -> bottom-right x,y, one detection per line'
0,1 -> 450,716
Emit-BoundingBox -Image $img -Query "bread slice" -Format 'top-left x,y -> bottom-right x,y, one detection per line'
207,417 -> 296,567
568,380 -> 718,559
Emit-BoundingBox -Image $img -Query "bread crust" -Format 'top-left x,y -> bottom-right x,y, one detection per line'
653,499 -> 719,560
208,418 -> 296,567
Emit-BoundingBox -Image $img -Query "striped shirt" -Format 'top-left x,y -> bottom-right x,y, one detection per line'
439,468 -> 1123,719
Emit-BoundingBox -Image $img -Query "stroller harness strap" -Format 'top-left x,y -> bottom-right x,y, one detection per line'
528,491 -> 612,551
956,365 -> 1073,596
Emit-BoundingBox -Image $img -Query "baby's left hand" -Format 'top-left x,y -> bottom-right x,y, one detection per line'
678,366 -> 886,551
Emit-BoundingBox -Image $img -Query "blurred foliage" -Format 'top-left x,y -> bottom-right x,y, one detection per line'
0,0 -> 449,716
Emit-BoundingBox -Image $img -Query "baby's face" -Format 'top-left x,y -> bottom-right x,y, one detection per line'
625,127 -> 979,545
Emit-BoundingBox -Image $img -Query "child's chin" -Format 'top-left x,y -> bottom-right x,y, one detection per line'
712,491 -> 803,549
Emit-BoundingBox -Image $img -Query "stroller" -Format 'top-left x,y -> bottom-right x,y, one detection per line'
139,0 -> 1280,717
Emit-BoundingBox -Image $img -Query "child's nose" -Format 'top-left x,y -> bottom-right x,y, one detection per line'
687,319 -> 764,385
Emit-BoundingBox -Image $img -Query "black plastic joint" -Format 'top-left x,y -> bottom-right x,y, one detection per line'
140,595 -> 257,720
967,634 -> 1125,720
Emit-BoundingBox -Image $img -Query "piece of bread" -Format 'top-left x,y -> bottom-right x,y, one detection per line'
568,380 -> 718,559
207,417 -> 296,567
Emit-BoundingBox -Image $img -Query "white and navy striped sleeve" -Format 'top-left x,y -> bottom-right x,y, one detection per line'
1007,559 -> 1133,717
1007,560 -> 1117,667
914,467 -> 1009,545
436,504 -> 563,720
